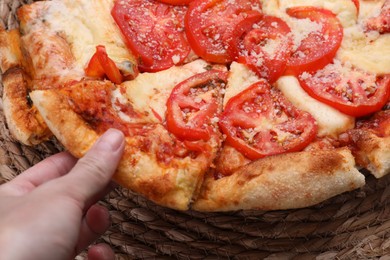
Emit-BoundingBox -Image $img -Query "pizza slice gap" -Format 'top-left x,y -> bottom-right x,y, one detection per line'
30,60 -> 227,210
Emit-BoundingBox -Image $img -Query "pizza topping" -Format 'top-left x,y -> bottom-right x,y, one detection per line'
185,0 -> 263,64
112,0 -> 190,72
298,61 -> 390,117
85,45 -> 124,84
365,0 -> 390,34
219,80 -> 318,160
229,14 -> 293,83
355,110 -> 390,137
284,6 -> 343,76
166,70 -> 228,142
61,81 -> 147,136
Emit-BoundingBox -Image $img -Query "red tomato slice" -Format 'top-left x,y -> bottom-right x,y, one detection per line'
298,62 -> 390,117
157,0 -> 193,5
229,14 -> 293,83
112,0 -> 190,72
185,0 -> 262,64
284,7 -> 343,76
166,70 -> 228,141
85,45 -> 123,84
219,80 -> 318,160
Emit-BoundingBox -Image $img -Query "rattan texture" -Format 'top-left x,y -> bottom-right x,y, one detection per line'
1,0 -> 390,259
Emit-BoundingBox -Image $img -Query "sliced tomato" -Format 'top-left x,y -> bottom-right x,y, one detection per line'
284,7 -> 343,76
219,80 -> 318,160
298,62 -> 390,117
112,0 -> 190,72
157,0 -> 193,5
85,51 -> 105,79
185,0 -> 262,64
365,0 -> 390,34
166,70 -> 228,141
85,45 -> 123,84
229,14 -> 293,83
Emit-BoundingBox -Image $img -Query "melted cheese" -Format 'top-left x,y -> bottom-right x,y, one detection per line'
36,0 -> 135,71
337,24 -> 390,75
276,76 -> 355,137
359,0 -> 386,21
122,59 -> 214,123
224,62 -> 260,107
326,0 -> 390,75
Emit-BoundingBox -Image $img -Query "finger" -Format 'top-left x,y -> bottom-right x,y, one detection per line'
83,181 -> 116,214
76,204 -> 111,254
58,129 -> 125,207
0,152 -> 77,196
87,244 -> 115,260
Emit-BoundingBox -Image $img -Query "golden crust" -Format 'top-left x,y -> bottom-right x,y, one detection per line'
349,129 -> 390,178
2,69 -> 51,145
0,28 -> 24,73
30,88 -> 213,210
192,148 -> 365,211
29,90 -> 99,157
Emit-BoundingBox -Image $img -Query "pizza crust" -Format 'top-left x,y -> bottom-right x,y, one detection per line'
0,28 -> 24,73
30,88 -> 212,210
2,69 -> 51,145
1,26 -> 51,145
349,129 -> 390,178
192,148 -> 365,211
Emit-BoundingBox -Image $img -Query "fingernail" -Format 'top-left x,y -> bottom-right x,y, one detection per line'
95,129 -> 124,151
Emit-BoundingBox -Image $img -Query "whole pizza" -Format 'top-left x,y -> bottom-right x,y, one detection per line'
0,0 -> 389,211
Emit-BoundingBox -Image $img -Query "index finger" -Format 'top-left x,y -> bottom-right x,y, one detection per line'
1,152 -> 77,196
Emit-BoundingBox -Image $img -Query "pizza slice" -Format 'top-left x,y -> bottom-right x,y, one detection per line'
30,60 -> 227,210
192,62 -> 365,211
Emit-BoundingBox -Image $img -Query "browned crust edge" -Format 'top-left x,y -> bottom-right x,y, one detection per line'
192,148 -> 365,212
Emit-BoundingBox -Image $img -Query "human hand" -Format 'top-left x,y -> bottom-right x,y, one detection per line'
0,129 -> 125,260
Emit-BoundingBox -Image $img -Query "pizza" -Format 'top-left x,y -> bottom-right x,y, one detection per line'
0,0 -> 389,211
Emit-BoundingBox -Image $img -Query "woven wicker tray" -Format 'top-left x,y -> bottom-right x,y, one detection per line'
1,0 -> 390,259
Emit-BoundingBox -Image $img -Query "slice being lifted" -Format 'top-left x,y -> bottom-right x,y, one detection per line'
30,61 -> 227,210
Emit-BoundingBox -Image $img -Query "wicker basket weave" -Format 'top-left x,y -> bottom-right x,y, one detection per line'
1,0 -> 390,259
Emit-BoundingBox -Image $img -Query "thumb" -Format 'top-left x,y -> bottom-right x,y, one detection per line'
57,129 -> 125,206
